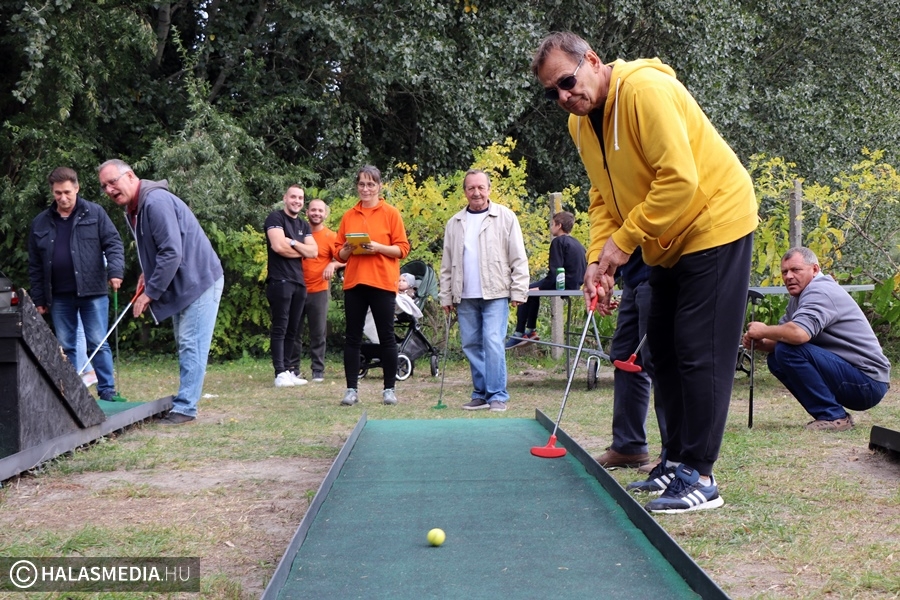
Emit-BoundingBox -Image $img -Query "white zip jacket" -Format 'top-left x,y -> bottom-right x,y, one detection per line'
439,201 -> 529,306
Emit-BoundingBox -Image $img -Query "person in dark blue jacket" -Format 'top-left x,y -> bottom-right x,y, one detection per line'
595,248 -> 668,472
28,167 -> 125,401
506,211 -> 586,348
97,159 -> 224,424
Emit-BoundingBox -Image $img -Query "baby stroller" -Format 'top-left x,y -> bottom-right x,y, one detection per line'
359,260 -> 441,381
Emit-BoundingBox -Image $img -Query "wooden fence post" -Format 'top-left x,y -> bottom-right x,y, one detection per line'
548,193 -> 563,359
789,179 -> 803,248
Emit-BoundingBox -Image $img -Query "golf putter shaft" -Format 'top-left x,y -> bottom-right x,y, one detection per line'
547,295 -> 599,438
435,313 -> 451,409
113,289 -> 120,384
79,284 -> 144,375
616,333 -> 647,366
746,289 -> 763,429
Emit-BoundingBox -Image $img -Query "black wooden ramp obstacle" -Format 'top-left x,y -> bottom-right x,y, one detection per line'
0,290 -> 171,482
869,425 -> 900,460
264,413 -> 730,600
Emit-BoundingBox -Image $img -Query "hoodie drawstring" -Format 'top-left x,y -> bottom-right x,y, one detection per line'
613,77 -> 621,151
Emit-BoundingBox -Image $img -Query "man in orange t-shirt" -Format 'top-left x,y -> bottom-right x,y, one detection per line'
290,199 -> 340,382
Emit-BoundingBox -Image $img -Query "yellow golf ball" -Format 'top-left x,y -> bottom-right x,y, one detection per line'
427,528 -> 446,546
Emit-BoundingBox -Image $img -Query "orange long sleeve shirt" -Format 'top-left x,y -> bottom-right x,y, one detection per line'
304,227 -> 338,293
335,200 -> 410,292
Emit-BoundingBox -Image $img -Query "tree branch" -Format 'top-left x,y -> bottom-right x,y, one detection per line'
208,0 -> 268,103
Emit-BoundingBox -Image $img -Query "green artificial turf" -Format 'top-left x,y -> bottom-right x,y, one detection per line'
278,418 -> 700,600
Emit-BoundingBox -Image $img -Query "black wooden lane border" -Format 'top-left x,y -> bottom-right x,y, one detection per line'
535,408 -> 731,600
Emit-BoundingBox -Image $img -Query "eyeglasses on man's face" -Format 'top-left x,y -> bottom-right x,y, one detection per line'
100,172 -> 129,191
544,55 -> 585,101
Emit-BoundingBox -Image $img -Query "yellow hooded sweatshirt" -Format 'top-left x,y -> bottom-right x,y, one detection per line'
569,58 -> 758,268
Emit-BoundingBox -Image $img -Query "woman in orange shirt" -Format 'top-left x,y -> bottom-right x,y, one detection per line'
334,165 -> 410,406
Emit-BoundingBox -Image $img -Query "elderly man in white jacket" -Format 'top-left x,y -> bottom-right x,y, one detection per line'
439,169 -> 529,412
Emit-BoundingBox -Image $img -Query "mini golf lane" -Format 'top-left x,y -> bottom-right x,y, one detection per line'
265,414 -> 729,600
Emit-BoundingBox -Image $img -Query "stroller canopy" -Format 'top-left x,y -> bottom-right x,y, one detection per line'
400,260 -> 438,310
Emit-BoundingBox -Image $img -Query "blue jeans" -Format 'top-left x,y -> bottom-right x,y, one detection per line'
767,342 -> 888,421
457,298 -> 510,403
610,279 -> 667,454
75,316 -> 93,373
169,276 -> 224,417
51,294 -> 115,398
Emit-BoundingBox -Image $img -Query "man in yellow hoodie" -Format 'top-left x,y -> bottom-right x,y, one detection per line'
532,32 -> 758,513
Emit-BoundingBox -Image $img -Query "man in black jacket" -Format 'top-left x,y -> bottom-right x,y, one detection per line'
506,211 -> 586,348
28,167 -> 125,401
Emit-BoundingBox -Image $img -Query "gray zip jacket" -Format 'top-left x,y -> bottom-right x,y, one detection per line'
126,180 -> 223,322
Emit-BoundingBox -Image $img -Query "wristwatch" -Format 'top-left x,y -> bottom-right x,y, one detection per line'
289,239 -> 296,248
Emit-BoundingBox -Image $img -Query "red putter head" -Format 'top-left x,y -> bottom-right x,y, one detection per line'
613,333 -> 647,373
613,356 -> 642,373
531,435 -> 567,458
530,295 -> 601,460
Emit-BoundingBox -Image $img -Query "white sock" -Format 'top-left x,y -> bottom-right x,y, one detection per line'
698,475 -> 712,486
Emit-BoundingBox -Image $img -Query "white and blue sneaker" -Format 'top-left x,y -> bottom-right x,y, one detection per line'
644,464 -> 724,514
626,460 -> 677,495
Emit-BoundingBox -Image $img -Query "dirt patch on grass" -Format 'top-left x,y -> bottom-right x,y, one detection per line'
0,457 -> 331,598
2,364 -> 898,599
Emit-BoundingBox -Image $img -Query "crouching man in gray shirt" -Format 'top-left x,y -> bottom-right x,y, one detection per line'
743,247 -> 890,431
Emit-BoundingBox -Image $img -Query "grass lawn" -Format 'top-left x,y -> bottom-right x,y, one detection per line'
1,351 -> 898,599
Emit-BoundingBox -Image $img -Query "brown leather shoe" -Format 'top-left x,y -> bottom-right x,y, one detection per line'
638,454 -> 662,474
595,447 -> 650,469
805,414 -> 854,431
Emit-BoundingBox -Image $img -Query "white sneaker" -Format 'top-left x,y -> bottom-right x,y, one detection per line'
289,372 -> 308,386
274,371 -> 296,387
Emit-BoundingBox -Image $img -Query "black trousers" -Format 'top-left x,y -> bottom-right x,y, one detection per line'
266,280 -> 307,375
609,278 -> 668,454
647,233 -> 753,475
343,285 -> 398,390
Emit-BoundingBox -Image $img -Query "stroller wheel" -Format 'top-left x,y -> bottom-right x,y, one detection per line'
586,358 -> 600,391
735,346 -> 752,378
430,353 -> 440,377
396,353 -> 413,381
358,352 -> 368,378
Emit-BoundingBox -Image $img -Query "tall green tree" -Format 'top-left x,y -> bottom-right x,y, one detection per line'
3,0 -> 900,285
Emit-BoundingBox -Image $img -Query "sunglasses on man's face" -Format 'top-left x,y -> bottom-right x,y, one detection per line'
544,55 -> 585,101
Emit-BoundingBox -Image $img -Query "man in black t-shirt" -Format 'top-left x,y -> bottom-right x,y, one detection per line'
265,185 -> 318,387
506,211 -> 586,348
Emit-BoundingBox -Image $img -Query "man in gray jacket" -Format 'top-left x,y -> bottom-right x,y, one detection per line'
439,169 -> 529,412
98,159 -> 224,424
28,167 -> 125,401
743,247 -> 890,431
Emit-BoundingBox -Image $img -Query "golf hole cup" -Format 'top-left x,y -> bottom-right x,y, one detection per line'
427,528 -> 446,546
